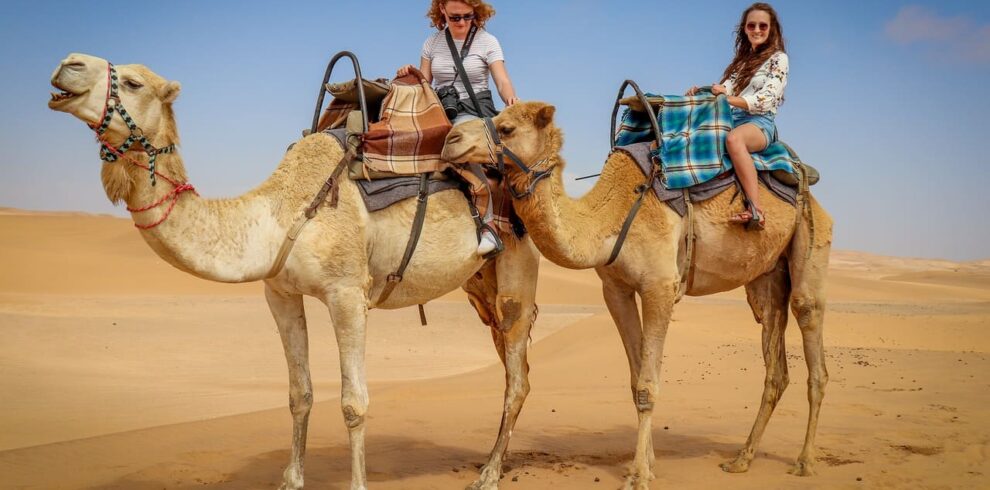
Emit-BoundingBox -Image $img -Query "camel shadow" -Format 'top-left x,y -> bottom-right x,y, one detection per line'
97,434 -> 489,489
96,425 -> 795,489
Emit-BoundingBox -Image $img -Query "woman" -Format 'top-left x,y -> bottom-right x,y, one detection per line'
398,0 -> 519,256
688,2 -> 788,230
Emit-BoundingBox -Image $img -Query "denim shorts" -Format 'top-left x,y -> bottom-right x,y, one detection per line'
731,107 -> 777,149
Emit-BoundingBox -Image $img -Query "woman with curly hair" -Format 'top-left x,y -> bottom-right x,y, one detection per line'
688,2 -> 788,230
398,0 -> 519,256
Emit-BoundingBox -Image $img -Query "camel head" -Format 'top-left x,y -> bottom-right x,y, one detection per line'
49,53 -> 181,150
49,53 -> 183,203
443,102 -> 564,194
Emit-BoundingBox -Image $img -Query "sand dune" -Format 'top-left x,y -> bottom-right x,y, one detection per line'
1,210 -> 988,489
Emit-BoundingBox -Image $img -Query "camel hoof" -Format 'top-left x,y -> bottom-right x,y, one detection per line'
788,460 -> 816,477
466,465 -> 501,490
622,472 -> 653,490
279,465 -> 304,490
720,457 -> 751,473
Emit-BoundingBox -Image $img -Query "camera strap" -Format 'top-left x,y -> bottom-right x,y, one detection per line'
444,25 -> 484,117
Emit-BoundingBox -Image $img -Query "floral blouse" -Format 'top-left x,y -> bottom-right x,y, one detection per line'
723,51 -> 789,115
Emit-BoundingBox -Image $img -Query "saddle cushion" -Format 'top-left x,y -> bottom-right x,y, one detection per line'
614,141 -> 798,217
615,93 -> 804,189
361,70 -> 452,175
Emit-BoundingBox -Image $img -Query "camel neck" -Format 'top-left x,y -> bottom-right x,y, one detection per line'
116,152 -> 283,283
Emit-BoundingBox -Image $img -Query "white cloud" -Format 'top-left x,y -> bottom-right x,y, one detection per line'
885,5 -> 990,63
885,5 -> 969,44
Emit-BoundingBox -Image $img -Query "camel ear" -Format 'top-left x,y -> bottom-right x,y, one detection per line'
160,81 -> 181,103
534,104 -> 555,129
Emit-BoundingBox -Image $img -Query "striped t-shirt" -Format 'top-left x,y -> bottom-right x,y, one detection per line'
421,29 -> 504,100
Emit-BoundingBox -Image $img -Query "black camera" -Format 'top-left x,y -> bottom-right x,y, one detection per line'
436,84 -> 460,121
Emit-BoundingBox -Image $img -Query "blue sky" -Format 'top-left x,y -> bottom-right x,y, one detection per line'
1,0 -> 988,260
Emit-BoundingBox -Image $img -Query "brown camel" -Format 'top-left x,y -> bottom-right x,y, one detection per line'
443,102 -> 833,488
48,53 -> 538,490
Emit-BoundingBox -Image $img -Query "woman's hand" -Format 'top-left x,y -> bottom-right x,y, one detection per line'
506,96 -> 519,106
711,84 -> 727,96
685,85 -> 699,96
396,64 -> 414,77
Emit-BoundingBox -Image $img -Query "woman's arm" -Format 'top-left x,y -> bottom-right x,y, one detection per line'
489,60 -> 518,106
396,57 -> 433,82
710,84 -> 750,110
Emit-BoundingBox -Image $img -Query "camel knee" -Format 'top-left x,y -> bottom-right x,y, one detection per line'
790,295 -> 823,327
496,295 -> 535,332
289,391 -> 313,417
634,387 -> 655,412
342,402 -> 367,429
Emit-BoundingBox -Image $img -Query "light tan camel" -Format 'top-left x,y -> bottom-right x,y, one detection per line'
444,102 -> 833,488
48,53 -> 538,490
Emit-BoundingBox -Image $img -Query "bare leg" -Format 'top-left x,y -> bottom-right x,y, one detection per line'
471,237 -> 540,490
627,281 -> 677,489
722,258 -> 791,473
726,123 -> 768,222
788,218 -> 831,476
265,285 -> 311,490
327,286 -> 371,490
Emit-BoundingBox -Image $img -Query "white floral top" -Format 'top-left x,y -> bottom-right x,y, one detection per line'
723,51 -> 789,115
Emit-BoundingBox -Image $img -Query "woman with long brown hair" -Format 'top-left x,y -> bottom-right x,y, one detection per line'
688,2 -> 788,230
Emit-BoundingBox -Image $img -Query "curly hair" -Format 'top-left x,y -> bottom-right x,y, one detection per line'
720,3 -> 786,96
426,0 -> 496,30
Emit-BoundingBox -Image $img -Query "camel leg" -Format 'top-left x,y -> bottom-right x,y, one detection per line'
788,236 -> 830,476
721,258 -> 791,473
626,281 -> 676,490
471,238 -> 540,490
265,285 -> 312,490
600,275 -> 655,465
327,286 -> 371,490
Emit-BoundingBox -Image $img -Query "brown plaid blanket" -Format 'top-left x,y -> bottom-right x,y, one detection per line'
362,69 -> 452,174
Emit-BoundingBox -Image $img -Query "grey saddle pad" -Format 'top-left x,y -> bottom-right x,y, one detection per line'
613,142 -> 797,217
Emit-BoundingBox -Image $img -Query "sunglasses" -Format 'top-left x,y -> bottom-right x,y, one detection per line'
746,22 -> 770,31
447,13 -> 476,22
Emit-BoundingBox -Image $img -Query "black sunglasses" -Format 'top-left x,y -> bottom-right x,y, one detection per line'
746,22 -> 770,31
447,13 -> 476,22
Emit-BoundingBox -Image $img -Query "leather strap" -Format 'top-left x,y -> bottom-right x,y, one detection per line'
376,172 -> 431,313
676,188 -> 696,301
266,153 -> 349,279
606,158 -> 659,266
445,26 -> 484,117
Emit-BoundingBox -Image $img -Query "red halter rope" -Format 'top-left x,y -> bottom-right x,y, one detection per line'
90,62 -> 196,229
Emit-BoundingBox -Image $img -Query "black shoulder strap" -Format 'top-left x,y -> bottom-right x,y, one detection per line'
444,27 -> 484,117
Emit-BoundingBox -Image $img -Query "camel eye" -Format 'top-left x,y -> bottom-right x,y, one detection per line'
123,79 -> 143,90
498,125 -> 514,136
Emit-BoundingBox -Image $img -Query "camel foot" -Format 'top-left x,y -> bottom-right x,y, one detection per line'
278,464 -> 304,490
466,464 -> 501,490
788,459 -> 816,477
720,456 -> 752,473
621,474 -> 653,490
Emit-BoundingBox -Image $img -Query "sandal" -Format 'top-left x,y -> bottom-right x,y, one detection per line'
729,199 -> 766,231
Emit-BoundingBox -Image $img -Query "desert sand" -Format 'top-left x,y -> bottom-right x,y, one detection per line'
0,208 -> 988,489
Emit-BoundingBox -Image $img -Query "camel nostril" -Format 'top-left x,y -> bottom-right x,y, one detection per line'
446,133 -> 462,144
63,61 -> 85,71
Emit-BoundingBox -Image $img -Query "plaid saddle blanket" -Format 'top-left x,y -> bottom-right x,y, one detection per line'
614,93 -> 797,189
362,69 -> 452,174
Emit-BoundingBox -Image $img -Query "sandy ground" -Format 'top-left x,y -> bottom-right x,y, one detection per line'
0,209 -> 988,489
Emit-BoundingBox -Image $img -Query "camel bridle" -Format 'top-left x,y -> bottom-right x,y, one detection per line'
90,62 -> 175,187
481,116 -> 553,199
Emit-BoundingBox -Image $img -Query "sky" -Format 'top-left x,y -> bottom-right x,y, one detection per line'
1,0 -> 988,261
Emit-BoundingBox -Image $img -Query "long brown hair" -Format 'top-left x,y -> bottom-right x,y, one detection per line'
720,3 -> 786,94
426,0 -> 496,30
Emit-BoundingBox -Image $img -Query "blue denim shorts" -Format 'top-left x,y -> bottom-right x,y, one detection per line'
731,107 -> 777,149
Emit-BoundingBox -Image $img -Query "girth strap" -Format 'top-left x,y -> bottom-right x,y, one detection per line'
376,172 -> 431,320
265,152 -> 350,279
606,158 -> 660,266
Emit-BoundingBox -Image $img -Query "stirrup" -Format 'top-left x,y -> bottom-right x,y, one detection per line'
478,225 -> 504,260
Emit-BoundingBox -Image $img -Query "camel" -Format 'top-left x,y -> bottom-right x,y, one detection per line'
443,102 -> 833,488
48,53 -> 539,490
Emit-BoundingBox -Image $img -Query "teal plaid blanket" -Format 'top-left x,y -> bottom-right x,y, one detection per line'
614,93 -> 796,189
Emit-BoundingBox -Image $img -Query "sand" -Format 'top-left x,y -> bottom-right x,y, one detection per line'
0,210 -> 988,489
